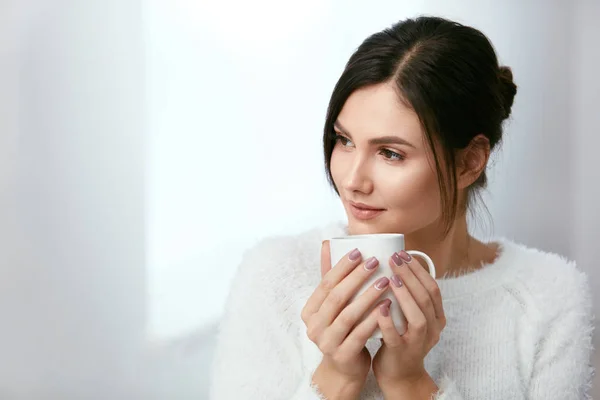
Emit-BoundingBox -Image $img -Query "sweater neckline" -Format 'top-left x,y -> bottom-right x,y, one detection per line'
435,238 -> 517,301
320,221 -> 518,301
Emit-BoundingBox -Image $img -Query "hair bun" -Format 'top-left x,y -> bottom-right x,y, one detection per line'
498,66 -> 517,119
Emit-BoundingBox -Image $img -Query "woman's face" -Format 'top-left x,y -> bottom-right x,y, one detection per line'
330,83 -> 443,235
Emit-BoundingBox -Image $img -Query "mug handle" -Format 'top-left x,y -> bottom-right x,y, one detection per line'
406,250 -> 436,279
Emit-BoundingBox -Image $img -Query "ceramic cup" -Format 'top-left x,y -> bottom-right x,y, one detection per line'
329,233 -> 436,339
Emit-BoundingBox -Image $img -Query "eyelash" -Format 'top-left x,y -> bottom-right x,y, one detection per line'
331,132 -> 405,162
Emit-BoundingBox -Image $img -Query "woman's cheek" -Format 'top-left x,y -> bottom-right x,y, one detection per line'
382,168 -> 441,222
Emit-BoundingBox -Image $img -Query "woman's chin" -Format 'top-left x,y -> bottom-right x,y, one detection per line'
346,220 -> 401,235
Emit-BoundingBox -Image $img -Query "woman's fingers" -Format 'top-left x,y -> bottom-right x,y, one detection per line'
402,252 -> 446,324
390,252 -> 436,330
387,273 -> 427,337
338,298 -> 391,356
306,253 -> 387,354
301,245 -> 362,321
377,300 -> 403,348
317,256 -> 383,327
320,240 -> 332,278
323,272 -> 390,345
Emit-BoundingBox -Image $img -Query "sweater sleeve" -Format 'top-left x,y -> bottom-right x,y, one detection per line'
208,239 -> 325,400
527,265 -> 595,399
429,375 -> 463,399
434,263 -> 595,400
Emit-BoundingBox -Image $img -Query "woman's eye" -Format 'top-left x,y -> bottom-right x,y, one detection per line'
332,133 -> 402,161
380,148 -> 405,161
334,134 -> 354,147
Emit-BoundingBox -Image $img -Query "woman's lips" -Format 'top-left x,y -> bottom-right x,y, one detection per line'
348,203 -> 386,220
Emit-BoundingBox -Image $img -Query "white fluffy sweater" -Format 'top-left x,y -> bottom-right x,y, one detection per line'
209,223 -> 595,399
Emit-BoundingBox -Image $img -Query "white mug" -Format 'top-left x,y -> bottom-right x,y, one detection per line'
329,233 -> 436,339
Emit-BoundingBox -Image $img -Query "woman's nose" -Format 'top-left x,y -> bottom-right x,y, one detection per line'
341,158 -> 374,194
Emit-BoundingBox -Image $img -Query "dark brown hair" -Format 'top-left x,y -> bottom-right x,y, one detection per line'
323,16 -> 517,235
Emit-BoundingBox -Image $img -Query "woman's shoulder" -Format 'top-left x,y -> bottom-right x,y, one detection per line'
502,238 -> 588,285
233,221 -> 347,290
499,238 -> 592,318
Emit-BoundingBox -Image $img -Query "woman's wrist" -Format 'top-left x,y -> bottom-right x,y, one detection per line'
312,361 -> 364,400
380,372 -> 439,400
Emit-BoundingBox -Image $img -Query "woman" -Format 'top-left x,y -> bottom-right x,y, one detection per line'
209,16 -> 594,399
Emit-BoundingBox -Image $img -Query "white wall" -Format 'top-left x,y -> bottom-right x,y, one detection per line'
0,0 -> 146,398
144,0 -> 347,338
573,1 -> 600,397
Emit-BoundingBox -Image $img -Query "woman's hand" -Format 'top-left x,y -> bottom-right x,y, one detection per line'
372,250 -> 446,396
301,240 -> 392,395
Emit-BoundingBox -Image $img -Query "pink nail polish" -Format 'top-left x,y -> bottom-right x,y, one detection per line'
399,250 -> 412,263
364,257 -> 379,271
392,252 -> 403,266
380,303 -> 390,317
374,277 -> 390,290
349,248 -> 361,261
391,274 -> 402,288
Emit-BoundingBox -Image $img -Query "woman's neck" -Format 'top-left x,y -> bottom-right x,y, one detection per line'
404,216 -> 498,279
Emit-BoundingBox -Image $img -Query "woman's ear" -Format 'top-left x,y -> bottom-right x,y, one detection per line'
456,134 -> 490,189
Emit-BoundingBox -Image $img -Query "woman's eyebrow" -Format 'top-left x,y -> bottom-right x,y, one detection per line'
334,120 -> 415,148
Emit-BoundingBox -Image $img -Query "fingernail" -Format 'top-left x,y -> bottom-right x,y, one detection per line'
348,248 -> 361,261
391,274 -> 403,288
364,257 -> 379,271
374,277 -> 390,290
399,250 -> 412,263
392,252 -> 404,267
380,303 -> 390,317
